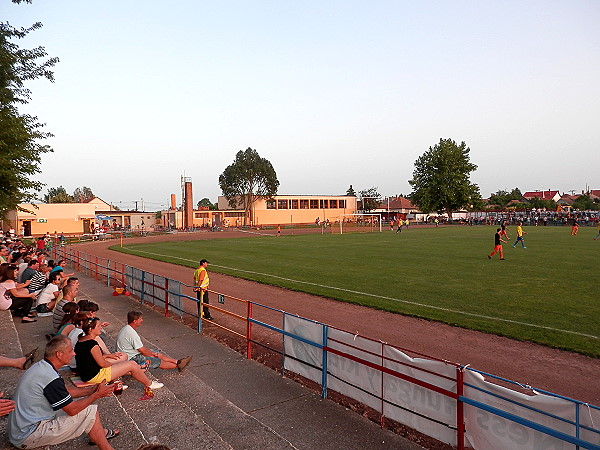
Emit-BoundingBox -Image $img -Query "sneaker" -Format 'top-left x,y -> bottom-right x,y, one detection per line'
487,255 -> 491,260
500,258 -> 506,260
523,247 -> 527,249
142,386 -> 155,400
177,356 -> 192,372
148,381 -> 164,390
37,312 -> 53,317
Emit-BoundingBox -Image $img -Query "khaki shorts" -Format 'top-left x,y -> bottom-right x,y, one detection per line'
19,405 -> 97,448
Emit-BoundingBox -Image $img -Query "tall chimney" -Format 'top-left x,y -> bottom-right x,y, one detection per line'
184,181 -> 193,228
170,194 -> 176,210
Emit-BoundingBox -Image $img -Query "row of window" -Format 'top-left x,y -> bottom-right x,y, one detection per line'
266,199 -> 347,210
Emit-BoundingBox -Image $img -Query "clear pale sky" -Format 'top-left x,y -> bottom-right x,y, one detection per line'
6,1 -> 600,211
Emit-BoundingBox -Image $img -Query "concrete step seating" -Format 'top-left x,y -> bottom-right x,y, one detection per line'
0,272 -> 422,450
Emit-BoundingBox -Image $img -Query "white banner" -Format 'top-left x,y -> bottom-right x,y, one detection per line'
464,370 -> 592,450
282,317 -> 598,449
327,328 -> 384,412
383,345 -> 458,445
282,315 -> 323,384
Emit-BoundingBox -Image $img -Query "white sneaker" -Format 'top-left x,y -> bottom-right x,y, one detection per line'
148,381 -> 164,390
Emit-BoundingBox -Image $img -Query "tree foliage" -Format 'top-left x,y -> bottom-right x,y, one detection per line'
409,138 -> 481,217
346,185 -> 356,196
527,197 -> 557,210
219,148 -> 279,225
571,194 -> 599,211
0,7 -> 58,215
359,187 -> 381,212
73,186 -> 95,203
43,186 -> 73,203
197,197 -> 217,210
489,188 -> 523,207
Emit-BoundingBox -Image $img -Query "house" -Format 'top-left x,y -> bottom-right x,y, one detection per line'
558,194 -> 579,206
522,190 -> 561,203
372,196 -> 418,220
1,197 -> 114,236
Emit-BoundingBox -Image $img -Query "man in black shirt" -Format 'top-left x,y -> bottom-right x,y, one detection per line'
488,228 -> 507,260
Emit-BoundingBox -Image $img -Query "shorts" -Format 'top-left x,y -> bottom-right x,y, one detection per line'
18,405 -> 97,448
85,366 -> 112,384
131,353 -> 162,369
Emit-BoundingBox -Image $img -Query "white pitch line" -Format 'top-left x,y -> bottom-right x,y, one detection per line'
122,247 -> 598,340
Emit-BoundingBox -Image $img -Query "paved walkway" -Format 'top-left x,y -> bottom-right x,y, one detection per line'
0,272 -> 424,450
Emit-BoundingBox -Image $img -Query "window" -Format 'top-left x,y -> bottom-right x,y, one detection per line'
339,199 -> 346,208
291,199 -> 299,209
329,200 -> 338,209
277,199 -> 288,209
310,199 -> 319,209
320,199 -> 329,209
300,200 -> 309,209
266,200 -> 276,209
194,212 -> 209,218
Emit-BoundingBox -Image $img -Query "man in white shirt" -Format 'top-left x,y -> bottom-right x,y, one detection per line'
36,272 -> 61,315
116,311 -> 191,372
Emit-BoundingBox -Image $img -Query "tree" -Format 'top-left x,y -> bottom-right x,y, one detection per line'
489,188 -> 523,208
0,3 -> 58,216
358,187 -> 381,212
43,186 -> 73,203
197,198 -> 217,210
73,186 -> 95,203
527,197 -> 557,210
571,194 -> 599,211
219,148 -> 279,225
346,185 -> 356,196
409,138 -> 481,218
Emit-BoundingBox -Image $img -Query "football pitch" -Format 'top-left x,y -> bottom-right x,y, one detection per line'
111,225 -> 599,357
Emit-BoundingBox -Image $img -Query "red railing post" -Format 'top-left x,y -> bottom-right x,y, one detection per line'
94,256 -> 99,281
246,302 -> 252,359
457,367 -> 465,450
381,341 -> 385,428
164,278 -> 169,317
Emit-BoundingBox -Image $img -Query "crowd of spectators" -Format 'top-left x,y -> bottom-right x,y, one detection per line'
0,236 -> 187,449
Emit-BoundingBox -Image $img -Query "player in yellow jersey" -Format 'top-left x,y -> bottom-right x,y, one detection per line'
512,222 -> 527,249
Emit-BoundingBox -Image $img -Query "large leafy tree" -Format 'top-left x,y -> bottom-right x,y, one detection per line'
73,186 -> 95,203
358,187 -> 381,212
219,148 -> 279,225
489,188 -> 523,207
409,138 -> 481,218
197,197 -> 217,210
43,186 -> 73,203
346,185 -> 356,196
0,2 -> 58,216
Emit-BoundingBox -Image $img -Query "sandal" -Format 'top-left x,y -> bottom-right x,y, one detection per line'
22,347 -> 38,370
88,428 -> 120,445
21,317 -> 37,323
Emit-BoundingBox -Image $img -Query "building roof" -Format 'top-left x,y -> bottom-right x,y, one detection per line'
522,190 -> 559,200
378,196 -> 417,210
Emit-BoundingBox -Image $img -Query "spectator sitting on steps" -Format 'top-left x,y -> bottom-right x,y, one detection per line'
116,311 -> 192,372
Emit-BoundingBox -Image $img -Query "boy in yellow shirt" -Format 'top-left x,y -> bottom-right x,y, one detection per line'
512,222 -> 528,249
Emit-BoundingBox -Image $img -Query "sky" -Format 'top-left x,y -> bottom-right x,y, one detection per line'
5,0 -> 600,211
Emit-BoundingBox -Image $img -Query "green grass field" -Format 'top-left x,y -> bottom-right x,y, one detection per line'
111,225 -> 599,357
